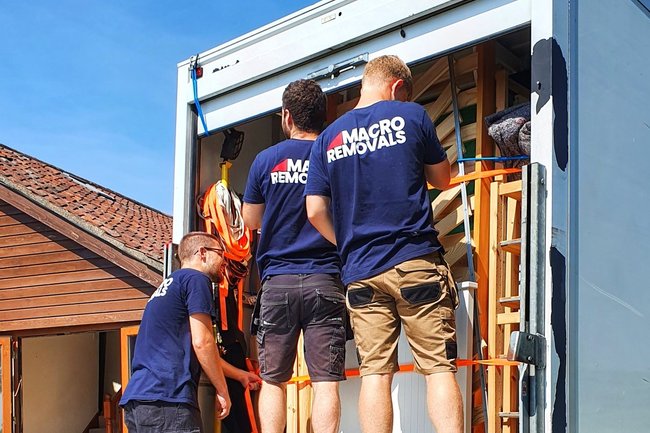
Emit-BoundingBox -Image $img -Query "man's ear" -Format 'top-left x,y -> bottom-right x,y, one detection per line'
391,79 -> 410,102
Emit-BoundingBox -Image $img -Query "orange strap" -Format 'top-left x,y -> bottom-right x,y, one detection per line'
427,168 -> 522,190
237,278 -> 244,332
218,280 -> 229,331
244,358 -> 260,433
200,182 -> 252,332
288,359 -> 519,384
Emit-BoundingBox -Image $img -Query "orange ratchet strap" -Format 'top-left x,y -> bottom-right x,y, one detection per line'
427,168 -> 522,190
288,359 -> 519,384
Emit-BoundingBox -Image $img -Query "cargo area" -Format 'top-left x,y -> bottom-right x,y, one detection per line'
189,26 -> 533,433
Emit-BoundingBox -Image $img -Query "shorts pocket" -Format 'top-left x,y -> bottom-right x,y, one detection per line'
260,291 -> 290,329
315,288 -> 346,323
347,286 -> 373,308
400,282 -> 443,305
326,325 -> 346,376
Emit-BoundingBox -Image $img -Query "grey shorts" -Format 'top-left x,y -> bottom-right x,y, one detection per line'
257,273 -> 347,383
123,401 -> 202,433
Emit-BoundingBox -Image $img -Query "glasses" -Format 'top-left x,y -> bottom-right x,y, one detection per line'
196,246 -> 224,256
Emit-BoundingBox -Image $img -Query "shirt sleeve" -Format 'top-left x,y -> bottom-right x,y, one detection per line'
185,274 -> 215,318
304,136 -> 331,197
243,155 -> 264,204
422,109 -> 447,165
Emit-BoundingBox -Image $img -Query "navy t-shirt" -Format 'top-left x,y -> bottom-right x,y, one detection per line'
120,268 -> 215,408
304,101 -> 447,285
243,138 -> 340,280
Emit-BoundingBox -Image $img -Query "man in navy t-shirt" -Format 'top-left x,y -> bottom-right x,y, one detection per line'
243,79 -> 345,433
120,232 -> 231,432
305,55 -> 463,433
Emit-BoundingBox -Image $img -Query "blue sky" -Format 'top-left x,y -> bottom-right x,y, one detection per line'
0,1 -> 315,214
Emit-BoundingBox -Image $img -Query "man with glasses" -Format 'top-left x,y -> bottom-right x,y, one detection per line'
120,231 -> 231,433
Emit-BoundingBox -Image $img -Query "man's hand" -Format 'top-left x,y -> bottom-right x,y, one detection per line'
238,370 -> 262,391
215,391 -> 231,419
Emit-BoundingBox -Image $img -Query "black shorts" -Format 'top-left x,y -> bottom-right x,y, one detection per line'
257,273 -> 347,383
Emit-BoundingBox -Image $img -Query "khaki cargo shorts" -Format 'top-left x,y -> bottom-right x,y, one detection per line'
346,251 -> 459,376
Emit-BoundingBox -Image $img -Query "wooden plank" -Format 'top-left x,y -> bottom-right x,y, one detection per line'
500,239 -> 521,255
1,337 -> 11,433
444,235 -> 475,267
495,69 -> 509,112
0,203 -> 23,216
0,257 -> 112,279
498,296 -> 520,309
0,230 -> 69,248
0,183 -> 162,287
431,185 -> 461,219
496,312 -> 520,325
436,112 -> 462,143
411,57 -> 449,101
498,181 -> 522,201
424,84 -> 451,122
296,333 -> 312,433
0,238 -> 83,258
0,266 -> 135,290
0,248 -> 98,269
0,220 -> 52,237
0,213 -> 37,227
0,298 -> 148,321
0,277 -> 151,300
434,196 -> 474,238
0,287 -> 150,311
1,310 -> 145,332
441,123 -> 478,149
487,181 -> 502,433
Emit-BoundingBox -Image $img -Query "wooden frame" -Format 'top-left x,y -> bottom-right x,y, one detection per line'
1,337 -> 11,433
120,325 -> 139,433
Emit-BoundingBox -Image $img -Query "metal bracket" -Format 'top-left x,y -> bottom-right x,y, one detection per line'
508,331 -> 546,368
306,53 -> 369,81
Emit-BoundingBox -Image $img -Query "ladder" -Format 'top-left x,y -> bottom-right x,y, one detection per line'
488,178 -> 522,433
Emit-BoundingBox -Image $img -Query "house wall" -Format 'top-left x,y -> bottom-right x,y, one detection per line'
0,200 -> 155,333
22,333 -> 99,433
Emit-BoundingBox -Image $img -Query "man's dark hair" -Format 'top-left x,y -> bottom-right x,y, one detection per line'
282,79 -> 326,134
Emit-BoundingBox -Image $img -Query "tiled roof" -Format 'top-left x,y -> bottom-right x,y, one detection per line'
0,144 -> 172,267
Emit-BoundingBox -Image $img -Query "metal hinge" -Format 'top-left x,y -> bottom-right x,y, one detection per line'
508,331 -> 546,368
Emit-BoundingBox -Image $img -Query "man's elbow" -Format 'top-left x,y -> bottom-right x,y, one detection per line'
192,335 -> 214,353
305,197 -> 322,225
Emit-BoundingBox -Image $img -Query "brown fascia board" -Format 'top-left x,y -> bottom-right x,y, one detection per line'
0,178 -> 163,287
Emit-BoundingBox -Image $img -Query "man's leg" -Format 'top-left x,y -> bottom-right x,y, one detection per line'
358,373 -> 394,433
311,381 -> 341,433
346,274 -> 400,433
302,274 -> 347,433
256,275 -> 302,433
258,381 -> 287,433
393,252 -> 463,433
425,372 -> 464,433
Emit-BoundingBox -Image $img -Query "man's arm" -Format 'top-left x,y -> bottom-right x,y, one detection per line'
424,159 -> 451,190
306,195 -> 337,245
221,360 -> 262,390
189,313 -> 231,419
242,203 -> 265,230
